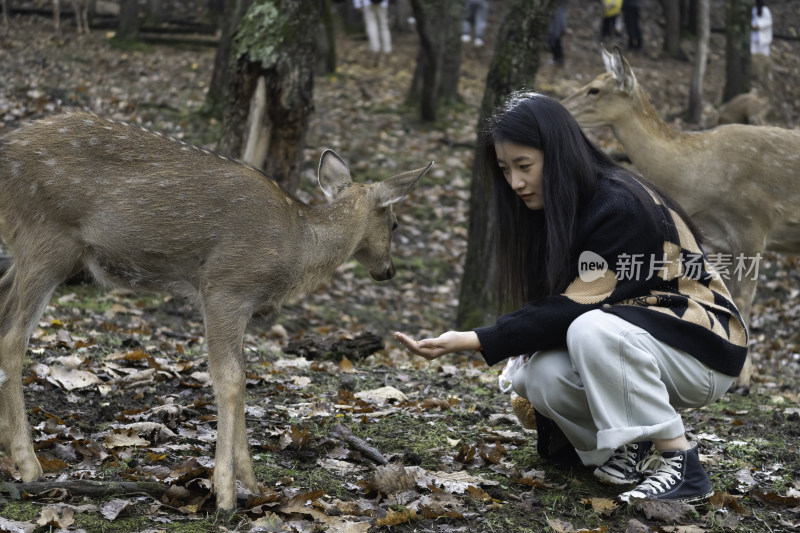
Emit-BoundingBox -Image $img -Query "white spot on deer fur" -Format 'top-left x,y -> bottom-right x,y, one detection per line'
44,158 -> 57,167
59,127 -> 69,134
89,138 -> 100,146
71,139 -> 81,148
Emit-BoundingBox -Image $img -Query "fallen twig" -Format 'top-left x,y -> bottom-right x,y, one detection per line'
330,424 -> 388,465
0,480 -> 168,500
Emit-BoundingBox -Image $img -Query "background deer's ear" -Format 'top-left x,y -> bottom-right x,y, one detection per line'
318,149 -> 352,201
372,161 -> 434,208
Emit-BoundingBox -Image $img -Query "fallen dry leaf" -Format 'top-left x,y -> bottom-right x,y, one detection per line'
547,517 -> 576,533
36,505 -> 75,529
374,506 -> 417,527
631,498 -> 696,522
581,497 -> 619,516
368,464 -> 419,494
100,498 -> 132,520
0,517 -> 36,533
354,386 -> 407,404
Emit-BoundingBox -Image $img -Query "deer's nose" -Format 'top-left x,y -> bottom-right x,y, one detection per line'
372,264 -> 395,281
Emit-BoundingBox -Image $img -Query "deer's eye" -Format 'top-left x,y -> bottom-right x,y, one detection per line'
588,87 -> 600,95
392,221 -> 398,231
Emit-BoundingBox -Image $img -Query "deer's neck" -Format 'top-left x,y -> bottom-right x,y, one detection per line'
299,197 -> 367,277
612,91 -> 689,195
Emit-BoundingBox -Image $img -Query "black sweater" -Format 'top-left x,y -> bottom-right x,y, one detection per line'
475,176 -> 749,377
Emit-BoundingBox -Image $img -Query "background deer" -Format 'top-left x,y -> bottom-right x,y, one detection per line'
0,111 -> 432,510
562,47 -> 800,389
716,90 -> 769,126
2,0 -> 89,34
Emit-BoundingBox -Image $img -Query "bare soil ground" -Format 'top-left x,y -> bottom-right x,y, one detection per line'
1,2 -> 800,532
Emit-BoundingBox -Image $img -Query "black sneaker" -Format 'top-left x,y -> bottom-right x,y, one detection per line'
619,442 -> 714,503
594,441 -> 655,485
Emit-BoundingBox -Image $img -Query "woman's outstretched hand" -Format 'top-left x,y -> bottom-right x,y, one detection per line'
392,331 -> 481,361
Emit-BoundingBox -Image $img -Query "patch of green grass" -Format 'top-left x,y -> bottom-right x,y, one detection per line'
0,500 -> 40,522
253,451 -> 346,497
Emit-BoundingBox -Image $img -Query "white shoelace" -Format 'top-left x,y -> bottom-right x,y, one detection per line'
498,355 -> 527,393
633,455 -> 683,494
605,444 -> 639,471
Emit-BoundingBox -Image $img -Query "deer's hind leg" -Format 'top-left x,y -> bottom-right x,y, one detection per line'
0,237 -> 83,481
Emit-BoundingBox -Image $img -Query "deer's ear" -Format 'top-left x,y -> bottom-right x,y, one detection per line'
318,149 -> 352,200
372,161 -> 434,208
607,45 -> 637,94
601,46 -> 615,74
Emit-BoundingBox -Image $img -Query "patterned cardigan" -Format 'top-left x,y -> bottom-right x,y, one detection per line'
475,176 -> 749,377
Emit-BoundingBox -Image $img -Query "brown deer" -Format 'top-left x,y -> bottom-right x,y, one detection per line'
0,111 -> 432,510
561,46 -> 800,389
717,90 -> 769,126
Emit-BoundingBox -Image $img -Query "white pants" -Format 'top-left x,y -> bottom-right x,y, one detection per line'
511,310 -> 734,466
363,4 -> 391,53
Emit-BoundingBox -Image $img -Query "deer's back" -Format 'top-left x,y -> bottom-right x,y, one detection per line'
0,113 -> 308,294
645,124 -> 800,194
0,112 -> 301,243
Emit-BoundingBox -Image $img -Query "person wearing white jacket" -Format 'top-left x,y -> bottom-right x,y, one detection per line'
750,0 -> 772,56
354,0 -> 392,64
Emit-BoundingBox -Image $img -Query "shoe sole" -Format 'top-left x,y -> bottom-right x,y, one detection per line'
620,489 -> 715,504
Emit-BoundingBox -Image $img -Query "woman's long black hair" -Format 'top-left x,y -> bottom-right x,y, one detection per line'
481,91 -> 701,311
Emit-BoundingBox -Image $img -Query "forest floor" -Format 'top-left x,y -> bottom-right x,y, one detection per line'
1,1 -> 800,532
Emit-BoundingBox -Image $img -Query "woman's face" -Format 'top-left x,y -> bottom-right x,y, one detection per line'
495,141 -> 544,210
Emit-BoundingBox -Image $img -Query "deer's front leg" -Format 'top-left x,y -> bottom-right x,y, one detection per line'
0,342 -> 44,482
204,299 -> 257,510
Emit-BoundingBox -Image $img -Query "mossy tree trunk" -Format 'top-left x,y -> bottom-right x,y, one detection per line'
456,0 -> 556,330
723,0 -> 751,102
209,0 -> 320,193
407,0 -> 465,122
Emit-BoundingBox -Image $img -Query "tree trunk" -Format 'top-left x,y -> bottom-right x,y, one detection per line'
408,0 -> 465,122
393,0 -> 415,33
213,0 -> 319,193
723,0 -> 751,102
456,0 -> 556,330
207,0 -> 251,118
318,0 -> 337,75
662,0 -> 682,58
117,0 -> 139,40
688,0 -> 709,123
147,0 -> 165,24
